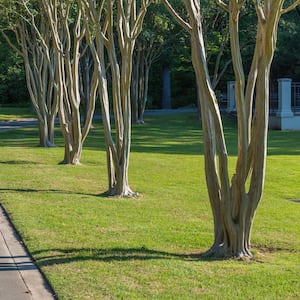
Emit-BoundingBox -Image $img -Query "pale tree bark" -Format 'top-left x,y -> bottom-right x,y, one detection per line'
81,0 -> 152,196
42,0 -> 98,165
163,0 -> 300,259
1,2 -> 58,147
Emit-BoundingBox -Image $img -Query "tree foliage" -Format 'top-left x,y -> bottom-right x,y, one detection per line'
0,34 -> 28,104
272,7 -> 300,79
132,3 -> 174,122
1,1 -> 300,110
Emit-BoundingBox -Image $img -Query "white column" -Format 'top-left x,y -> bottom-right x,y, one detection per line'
276,78 -> 294,117
226,81 -> 236,113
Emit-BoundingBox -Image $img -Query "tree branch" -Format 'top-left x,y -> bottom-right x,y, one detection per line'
132,0 -> 151,38
216,0 -> 229,12
281,0 -> 300,15
253,0 -> 266,23
161,0 -> 192,32
0,30 -> 22,55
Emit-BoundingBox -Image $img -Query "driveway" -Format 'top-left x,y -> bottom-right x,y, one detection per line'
0,108 -> 198,131
0,119 -> 38,131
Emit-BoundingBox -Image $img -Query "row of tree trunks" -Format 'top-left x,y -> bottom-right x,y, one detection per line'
3,1 -> 98,155
5,1 -> 300,250
131,37 -> 161,123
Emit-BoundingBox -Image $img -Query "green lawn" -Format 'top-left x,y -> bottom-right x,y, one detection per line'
0,105 -> 35,121
0,112 -> 300,299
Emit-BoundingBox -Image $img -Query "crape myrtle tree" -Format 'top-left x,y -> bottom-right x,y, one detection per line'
142,1 -> 189,110
0,0 -> 58,147
163,0 -> 300,259
42,0 -> 98,165
131,3 -> 173,123
131,10 -> 161,124
81,0 -> 152,196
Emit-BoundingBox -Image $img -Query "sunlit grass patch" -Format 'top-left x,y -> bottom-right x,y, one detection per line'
0,112 -> 300,299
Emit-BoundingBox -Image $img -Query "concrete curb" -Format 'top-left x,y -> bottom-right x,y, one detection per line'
0,205 -> 56,300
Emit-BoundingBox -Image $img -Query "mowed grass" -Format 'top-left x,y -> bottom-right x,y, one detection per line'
0,111 -> 300,299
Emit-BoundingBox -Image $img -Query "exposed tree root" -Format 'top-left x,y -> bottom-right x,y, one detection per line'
105,186 -> 139,198
39,141 -> 56,148
58,159 -> 81,166
202,244 -> 253,260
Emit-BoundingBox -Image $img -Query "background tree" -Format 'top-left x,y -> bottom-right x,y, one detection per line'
148,1 -> 235,110
131,4 -> 168,123
163,0 -> 300,259
271,6 -> 300,80
0,1 -> 58,147
79,40 -> 96,125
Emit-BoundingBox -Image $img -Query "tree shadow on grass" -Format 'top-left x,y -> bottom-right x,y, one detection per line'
0,188 -> 138,200
32,245 -> 300,268
2,113 -> 299,156
31,247 -> 220,268
267,130 -> 300,156
0,187 -> 108,199
0,160 -> 40,165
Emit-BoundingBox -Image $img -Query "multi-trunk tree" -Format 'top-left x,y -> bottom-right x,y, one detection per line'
1,0 -> 97,157
42,0 -> 98,164
81,0 -> 152,196
0,1 -> 58,147
163,0 -> 300,259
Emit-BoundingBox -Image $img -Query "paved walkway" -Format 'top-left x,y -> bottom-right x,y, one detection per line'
0,108 -> 198,131
0,119 -> 38,131
0,205 -> 56,300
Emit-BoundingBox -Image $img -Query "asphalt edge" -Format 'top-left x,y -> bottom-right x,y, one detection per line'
0,204 -> 57,300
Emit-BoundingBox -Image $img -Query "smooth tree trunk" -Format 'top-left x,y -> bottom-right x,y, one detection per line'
43,0 -> 97,165
82,0 -> 151,196
79,43 -> 95,126
2,8 -> 58,147
131,38 -> 160,124
163,0 -> 300,258
132,46 -> 148,124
